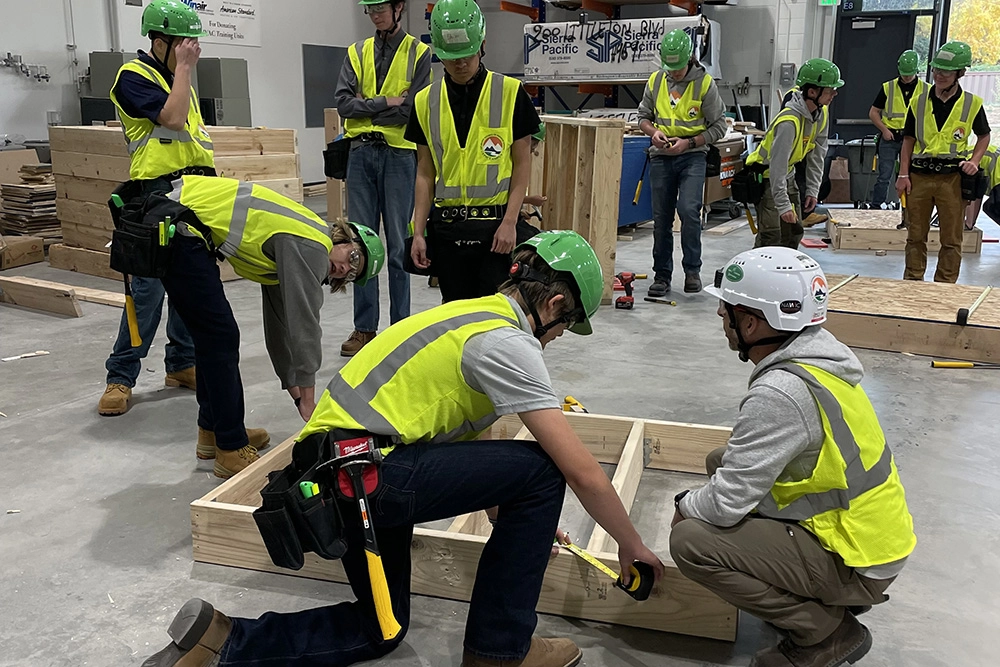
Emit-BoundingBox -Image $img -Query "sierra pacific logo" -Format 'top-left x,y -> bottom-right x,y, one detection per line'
482,135 -> 504,160
586,29 -> 623,64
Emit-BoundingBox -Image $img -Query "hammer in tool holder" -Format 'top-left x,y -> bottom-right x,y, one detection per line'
318,436 -> 401,641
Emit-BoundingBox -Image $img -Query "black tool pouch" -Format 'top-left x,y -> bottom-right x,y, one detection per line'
323,137 -> 353,180
705,145 -> 722,178
253,433 -> 348,570
730,164 -> 766,206
961,168 -> 988,201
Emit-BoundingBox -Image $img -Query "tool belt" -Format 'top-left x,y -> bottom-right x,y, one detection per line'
355,132 -> 388,144
911,157 -> 961,174
961,168 -> 988,201
158,165 -> 217,181
323,137 -> 353,180
730,163 -> 766,206
432,204 -> 506,223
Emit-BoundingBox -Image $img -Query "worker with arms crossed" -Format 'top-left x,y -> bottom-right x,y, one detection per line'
99,0 -> 214,419
670,246 -> 916,667
334,0 -> 431,357
123,175 -> 385,479
746,59 -> 840,249
140,230 -> 663,667
867,50 -> 929,210
637,28 -> 727,296
896,41 -> 992,283
409,0 -> 541,302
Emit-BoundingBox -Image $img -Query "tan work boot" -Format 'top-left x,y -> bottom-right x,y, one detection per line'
213,444 -> 261,479
165,367 -> 197,390
197,426 -> 270,460
462,637 -> 582,667
98,383 -> 132,416
749,613 -> 872,667
141,598 -> 231,667
340,330 -> 376,357
802,212 -> 829,228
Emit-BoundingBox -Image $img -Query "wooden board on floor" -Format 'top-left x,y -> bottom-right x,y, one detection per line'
706,217 -> 749,236
0,275 -> 122,307
48,243 -> 121,281
827,209 -> 982,253
0,276 -> 83,317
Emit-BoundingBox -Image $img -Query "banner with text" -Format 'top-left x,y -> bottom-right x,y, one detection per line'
190,0 -> 261,47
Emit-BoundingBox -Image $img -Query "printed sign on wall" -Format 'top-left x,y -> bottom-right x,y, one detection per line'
186,0 -> 261,47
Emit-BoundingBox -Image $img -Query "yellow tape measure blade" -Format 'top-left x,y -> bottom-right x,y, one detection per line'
561,542 -> 617,580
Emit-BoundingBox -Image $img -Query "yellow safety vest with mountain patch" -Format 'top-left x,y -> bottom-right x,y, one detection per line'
909,89 -> 984,159
648,71 -> 713,138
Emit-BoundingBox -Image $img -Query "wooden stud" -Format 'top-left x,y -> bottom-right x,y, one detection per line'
55,175 -> 119,205
587,420 -> 645,554
214,154 -> 301,182
446,512 -> 493,537
0,276 -> 83,317
49,244 -> 121,281
324,109 -> 347,221
828,209 -> 981,253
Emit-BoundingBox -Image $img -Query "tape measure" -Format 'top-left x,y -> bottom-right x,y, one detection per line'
560,542 -> 655,601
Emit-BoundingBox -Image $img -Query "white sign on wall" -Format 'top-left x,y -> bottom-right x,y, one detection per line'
189,0 -> 261,48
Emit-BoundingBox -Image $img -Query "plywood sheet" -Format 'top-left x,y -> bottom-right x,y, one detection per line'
827,274 -> 997,326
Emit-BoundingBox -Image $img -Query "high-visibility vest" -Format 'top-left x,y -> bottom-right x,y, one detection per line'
756,363 -> 917,568
343,33 -> 430,150
980,145 -> 1000,190
168,175 -> 332,285
881,78 -> 930,131
910,89 -> 984,159
746,106 -> 828,179
648,70 -> 713,138
110,59 -> 214,181
300,294 -> 522,444
413,71 -> 521,206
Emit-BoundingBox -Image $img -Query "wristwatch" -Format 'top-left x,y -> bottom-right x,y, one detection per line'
674,489 -> 690,511
687,137 -> 697,150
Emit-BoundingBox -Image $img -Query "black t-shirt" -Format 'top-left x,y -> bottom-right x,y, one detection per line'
112,51 -> 174,122
904,85 -> 991,138
871,77 -> 919,110
404,65 -> 541,148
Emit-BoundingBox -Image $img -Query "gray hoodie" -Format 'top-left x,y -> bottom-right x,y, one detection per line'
765,91 -> 830,215
680,326 -> 907,579
637,63 -> 728,157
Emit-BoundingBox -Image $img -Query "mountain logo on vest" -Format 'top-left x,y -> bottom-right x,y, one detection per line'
953,127 -> 966,142
687,105 -> 699,119
811,275 -> 828,303
482,135 -> 505,160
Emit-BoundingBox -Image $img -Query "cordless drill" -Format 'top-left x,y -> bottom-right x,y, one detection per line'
615,272 -> 646,309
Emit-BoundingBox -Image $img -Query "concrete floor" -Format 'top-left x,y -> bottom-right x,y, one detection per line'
1,203 -> 998,666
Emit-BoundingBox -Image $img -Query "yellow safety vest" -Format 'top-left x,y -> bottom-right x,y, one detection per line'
343,34 -> 430,150
110,59 -> 215,181
746,106 -> 828,179
168,176 -> 333,285
648,71 -> 713,138
910,89 -> 984,159
301,294 -> 522,444
413,71 -> 521,206
980,146 -> 1000,190
881,78 -> 929,131
757,363 -> 917,568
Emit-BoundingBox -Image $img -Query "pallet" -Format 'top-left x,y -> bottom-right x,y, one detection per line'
826,273 -> 1000,362
827,209 -> 982,253
190,412 -> 738,641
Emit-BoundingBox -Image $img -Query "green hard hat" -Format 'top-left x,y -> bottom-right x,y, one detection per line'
141,0 -> 207,38
897,49 -> 920,77
532,122 -> 546,142
796,58 -> 844,89
660,29 -> 693,71
348,221 -> 385,287
358,0 -> 390,4
517,230 -> 603,336
430,0 -> 485,61
931,41 -> 972,70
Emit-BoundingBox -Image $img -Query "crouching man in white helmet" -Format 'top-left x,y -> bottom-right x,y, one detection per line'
669,246 -> 916,667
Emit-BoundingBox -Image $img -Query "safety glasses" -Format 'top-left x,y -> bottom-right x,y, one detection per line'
345,246 -> 363,283
364,3 -> 392,15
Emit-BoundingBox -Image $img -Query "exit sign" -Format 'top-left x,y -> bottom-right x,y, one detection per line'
820,0 -> 840,5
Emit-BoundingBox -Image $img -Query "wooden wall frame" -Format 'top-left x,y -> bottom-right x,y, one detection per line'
191,412 -> 738,641
826,210 -> 983,253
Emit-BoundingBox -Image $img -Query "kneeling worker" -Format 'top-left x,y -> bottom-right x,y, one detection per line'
130,175 -> 384,478
141,230 -> 662,667
670,246 -> 916,667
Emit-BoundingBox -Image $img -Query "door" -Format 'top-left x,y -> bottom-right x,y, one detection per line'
830,14 -> 915,141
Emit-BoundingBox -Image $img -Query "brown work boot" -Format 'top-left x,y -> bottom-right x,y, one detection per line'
197,426 -> 270,460
165,367 -> 197,390
98,383 -> 132,416
341,330 -> 376,357
802,212 -> 829,228
213,444 -> 261,479
141,598 -> 231,667
749,614 -> 872,667
462,636 -> 582,667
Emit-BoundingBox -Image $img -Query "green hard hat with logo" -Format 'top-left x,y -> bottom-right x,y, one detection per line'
932,41 -> 972,70
517,230 -> 603,335
348,221 -> 385,287
141,0 -> 207,38
660,29 -> 693,71
897,49 -> 920,77
430,0 -> 486,61
796,58 -> 844,88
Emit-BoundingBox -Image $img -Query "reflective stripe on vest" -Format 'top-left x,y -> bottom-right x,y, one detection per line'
912,90 -> 983,159
980,146 -> 1000,190
109,59 -> 214,180
343,34 -> 428,150
650,71 -> 711,136
417,71 -> 518,205
300,295 -> 522,444
882,78 -> 928,131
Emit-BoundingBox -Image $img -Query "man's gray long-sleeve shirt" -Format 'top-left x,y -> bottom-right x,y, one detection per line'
637,63 -> 728,156
334,29 -> 431,128
765,91 -> 829,215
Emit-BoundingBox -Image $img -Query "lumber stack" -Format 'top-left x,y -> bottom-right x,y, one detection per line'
1,166 -> 59,239
47,125 -> 302,280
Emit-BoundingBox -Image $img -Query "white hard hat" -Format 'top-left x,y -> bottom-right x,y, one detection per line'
704,247 -> 828,332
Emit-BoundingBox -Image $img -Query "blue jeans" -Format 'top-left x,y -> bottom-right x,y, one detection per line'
219,439 -> 567,665
872,138 -> 901,206
650,152 -> 706,282
346,142 -> 415,332
105,276 -> 195,387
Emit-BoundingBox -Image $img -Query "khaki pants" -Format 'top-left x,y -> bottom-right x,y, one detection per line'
905,171 -> 964,283
669,447 -> 894,646
754,177 -> 803,250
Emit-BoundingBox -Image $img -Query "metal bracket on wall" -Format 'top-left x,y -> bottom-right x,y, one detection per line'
0,53 -> 50,82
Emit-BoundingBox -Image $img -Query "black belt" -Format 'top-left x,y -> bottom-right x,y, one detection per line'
911,158 -> 961,175
356,132 -> 387,144
432,204 -> 506,223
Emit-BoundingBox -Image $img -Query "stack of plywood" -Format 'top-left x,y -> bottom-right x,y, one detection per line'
46,125 -> 302,280
1,166 -> 59,240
